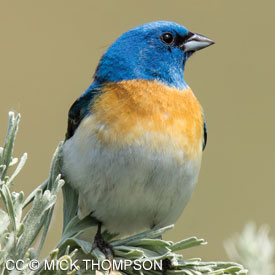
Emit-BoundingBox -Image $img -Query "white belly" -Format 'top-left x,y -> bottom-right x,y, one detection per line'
62,125 -> 202,236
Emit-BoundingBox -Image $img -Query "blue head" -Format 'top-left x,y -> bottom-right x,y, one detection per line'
94,21 -> 214,89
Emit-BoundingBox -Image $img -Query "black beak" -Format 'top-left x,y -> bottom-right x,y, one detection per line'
182,32 -> 214,53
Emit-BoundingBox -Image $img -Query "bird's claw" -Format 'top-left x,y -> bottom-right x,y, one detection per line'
92,223 -> 114,259
162,258 -> 171,275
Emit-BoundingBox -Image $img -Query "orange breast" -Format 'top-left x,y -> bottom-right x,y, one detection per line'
90,80 -> 204,159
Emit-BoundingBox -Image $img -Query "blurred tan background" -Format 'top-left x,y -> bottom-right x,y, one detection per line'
0,0 -> 274,261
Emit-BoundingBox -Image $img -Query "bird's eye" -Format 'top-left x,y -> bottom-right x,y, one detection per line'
161,33 -> 174,45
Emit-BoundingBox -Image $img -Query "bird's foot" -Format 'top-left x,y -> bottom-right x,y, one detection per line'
93,233 -> 114,259
162,258 -> 171,275
92,223 -> 114,259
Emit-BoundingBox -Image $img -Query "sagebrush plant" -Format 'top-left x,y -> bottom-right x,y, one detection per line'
0,112 -> 248,274
225,222 -> 275,275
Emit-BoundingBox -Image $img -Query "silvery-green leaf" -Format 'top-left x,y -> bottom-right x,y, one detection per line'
112,225 -> 174,247
6,153 -> 27,187
2,231 -> 15,258
0,184 -> 17,239
170,237 -> 206,252
28,248 -> 38,261
47,142 -> 64,190
65,245 -> 71,255
223,266 -> 243,273
59,238 -> 92,255
11,191 -> 24,228
0,165 -> 6,177
143,271 -> 160,275
0,146 -> 3,160
124,237 -> 172,255
193,266 -> 213,272
0,208 -> 10,235
51,175 -> 64,195
1,113 -> 20,180
49,248 -> 59,260
36,206 -> 54,255
37,176 -> 64,256
22,143 -> 62,207
171,269 -> 195,274
114,246 -> 145,259
16,223 -> 24,237
126,238 -> 171,248
209,261 -> 244,269
69,248 -> 78,258
23,179 -> 48,208
16,189 -> 58,259
71,239 -> 92,255
237,271 -> 249,275
89,249 -> 109,275
214,262 -> 248,274
190,271 -> 203,275
59,215 -> 98,247
46,142 -> 78,233
9,157 -> 18,167
184,258 -> 202,262
62,182 -> 78,232
140,245 -> 171,255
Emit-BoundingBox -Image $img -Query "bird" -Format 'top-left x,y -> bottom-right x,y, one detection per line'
62,21 -> 214,249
